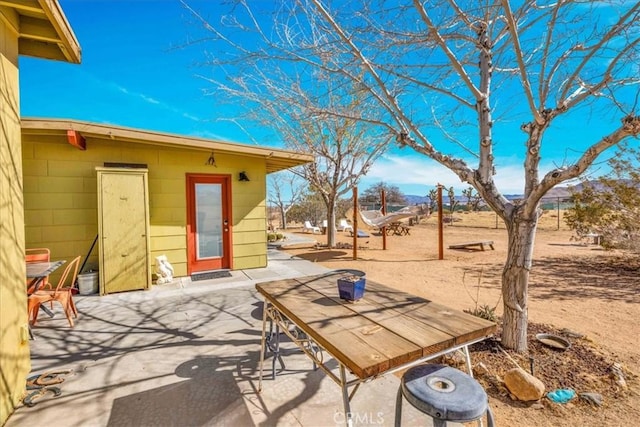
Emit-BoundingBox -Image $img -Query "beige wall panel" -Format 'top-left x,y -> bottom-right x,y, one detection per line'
157,150 -> 199,165
149,207 -> 185,223
83,177 -> 97,193
24,226 -> 43,243
42,224 -> 88,242
24,209 -> 53,226
149,177 -> 186,194
151,225 -> 186,236
47,159 -> 97,176
233,254 -> 267,270
151,235 -> 186,250
52,208 -> 97,226
150,249 -> 186,264
234,217 -> 268,232
22,175 -> 39,192
22,158 -> 48,176
24,192 -> 74,209
73,192 -> 97,208
233,230 -> 267,244
233,242 -> 267,257
119,147 -> 159,165
38,176 -> 84,192
152,192 -> 187,209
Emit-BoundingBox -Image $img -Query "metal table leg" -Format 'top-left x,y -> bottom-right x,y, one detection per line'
339,365 -> 353,427
258,300 -> 268,392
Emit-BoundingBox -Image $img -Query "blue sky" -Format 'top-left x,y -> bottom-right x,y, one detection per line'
19,1 -> 635,197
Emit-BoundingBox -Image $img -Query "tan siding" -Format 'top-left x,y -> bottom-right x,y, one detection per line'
233,230 -> 267,244
23,136 -> 269,287
0,22 -> 29,425
234,253 -> 268,270
152,225 -> 187,236
151,235 -> 186,250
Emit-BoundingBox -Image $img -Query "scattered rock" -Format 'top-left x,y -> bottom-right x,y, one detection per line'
441,350 -> 466,369
474,362 -> 489,377
610,363 -> 628,390
580,392 -> 604,406
559,328 -> 584,338
530,402 -> 545,410
504,368 -> 546,401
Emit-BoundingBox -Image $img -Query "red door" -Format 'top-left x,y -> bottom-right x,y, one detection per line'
186,174 -> 232,274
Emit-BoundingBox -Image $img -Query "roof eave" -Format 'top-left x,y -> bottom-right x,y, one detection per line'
21,117 -> 313,173
2,0 -> 81,63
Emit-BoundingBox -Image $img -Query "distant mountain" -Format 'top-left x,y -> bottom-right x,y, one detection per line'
404,184 -> 579,205
405,194 -> 429,204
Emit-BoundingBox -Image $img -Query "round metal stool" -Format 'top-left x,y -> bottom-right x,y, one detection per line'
395,364 -> 494,427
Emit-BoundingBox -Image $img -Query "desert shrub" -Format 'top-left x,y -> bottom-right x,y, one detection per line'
565,143 -> 640,253
462,269 -> 501,322
267,232 -> 284,242
464,304 -> 498,322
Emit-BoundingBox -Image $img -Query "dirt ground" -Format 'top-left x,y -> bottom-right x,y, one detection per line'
280,211 -> 639,426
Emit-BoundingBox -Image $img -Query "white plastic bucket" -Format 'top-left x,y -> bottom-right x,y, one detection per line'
77,271 -> 99,295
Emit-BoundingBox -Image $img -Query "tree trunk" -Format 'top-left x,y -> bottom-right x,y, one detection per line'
501,213 -> 538,352
327,201 -> 337,248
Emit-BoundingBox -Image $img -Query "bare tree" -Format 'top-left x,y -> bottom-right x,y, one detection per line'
447,186 -> 459,215
361,182 -> 407,205
462,187 -> 474,211
297,108 -> 390,247
268,171 -> 306,230
182,2 -> 390,248
184,1 -> 640,351
462,186 -> 483,212
427,188 -> 438,213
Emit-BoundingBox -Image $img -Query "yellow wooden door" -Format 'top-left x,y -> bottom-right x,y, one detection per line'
97,168 -> 150,294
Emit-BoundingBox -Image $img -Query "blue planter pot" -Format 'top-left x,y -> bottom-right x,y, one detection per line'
337,276 -> 366,301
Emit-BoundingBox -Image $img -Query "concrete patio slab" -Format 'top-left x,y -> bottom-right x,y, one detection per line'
7,243 -> 452,426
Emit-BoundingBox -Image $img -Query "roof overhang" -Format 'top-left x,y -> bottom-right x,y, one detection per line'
21,118 -> 314,173
0,0 -> 81,63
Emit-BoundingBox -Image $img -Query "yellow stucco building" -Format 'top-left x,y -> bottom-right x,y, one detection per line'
1,2 -> 311,424
21,118 -> 312,294
1,1 -> 80,423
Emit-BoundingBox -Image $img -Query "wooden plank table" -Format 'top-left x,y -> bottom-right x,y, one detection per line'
256,272 -> 496,426
448,240 -> 495,251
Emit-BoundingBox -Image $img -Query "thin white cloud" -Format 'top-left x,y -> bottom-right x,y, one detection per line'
141,95 -> 161,105
112,82 -> 199,120
187,129 -> 232,141
364,153 -> 569,195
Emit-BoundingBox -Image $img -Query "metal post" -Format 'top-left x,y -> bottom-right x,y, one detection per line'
438,184 -> 444,260
353,187 -> 358,260
381,189 -> 387,250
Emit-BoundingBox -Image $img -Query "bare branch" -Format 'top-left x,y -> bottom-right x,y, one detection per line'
529,115 -> 640,208
559,3 -> 640,103
412,0 -> 483,100
501,0 -> 541,123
